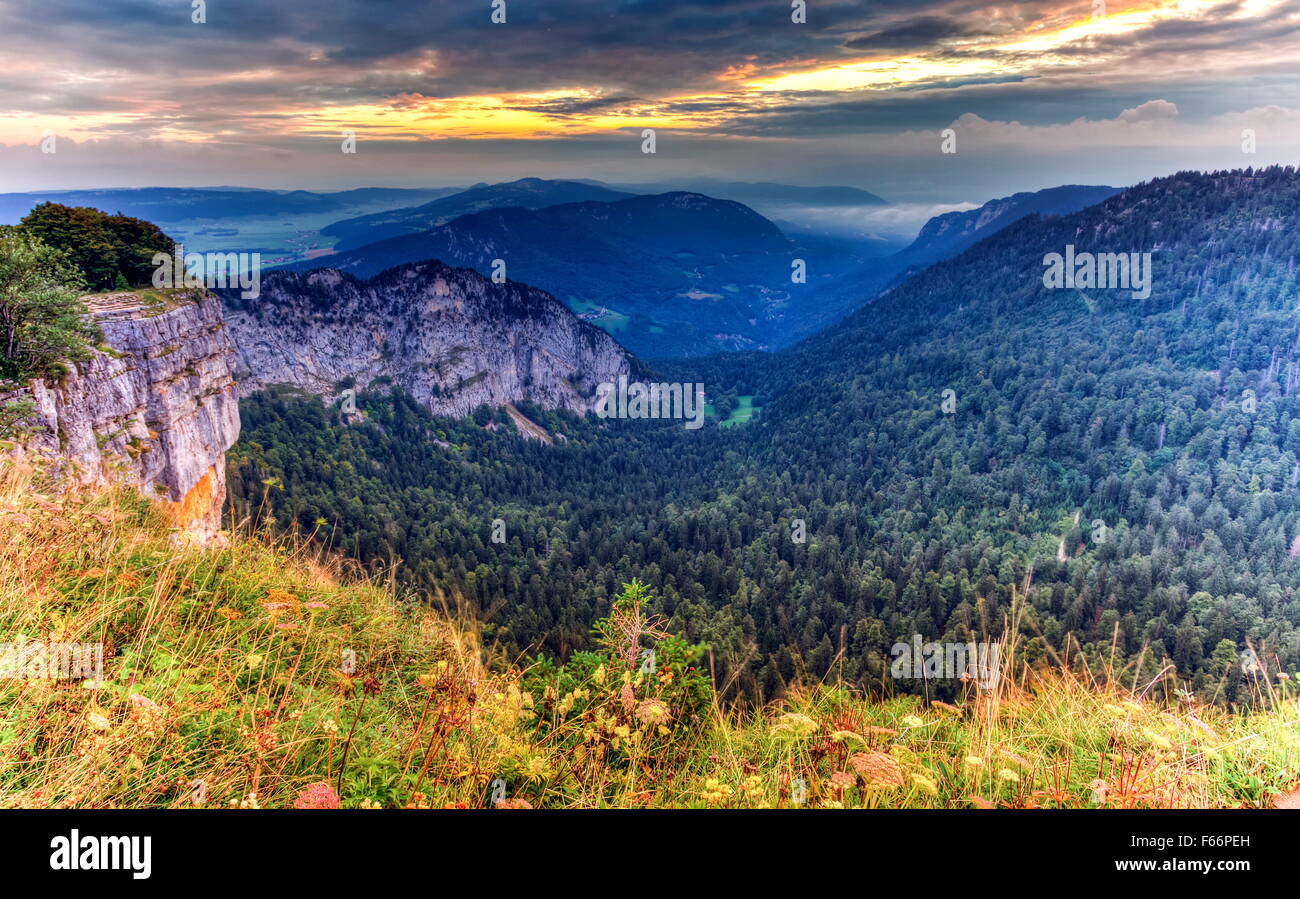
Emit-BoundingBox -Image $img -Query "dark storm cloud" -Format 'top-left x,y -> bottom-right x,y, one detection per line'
2,0 -> 1298,197
0,0 -> 987,116
843,16 -> 989,51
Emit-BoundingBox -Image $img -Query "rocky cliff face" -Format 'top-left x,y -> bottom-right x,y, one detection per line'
5,290 -> 240,537
223,260 -> 636,417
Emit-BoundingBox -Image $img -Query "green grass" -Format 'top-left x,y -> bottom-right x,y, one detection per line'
707,395 -> 759,428
0,459 -> 1295,809
567,297 -> 631,332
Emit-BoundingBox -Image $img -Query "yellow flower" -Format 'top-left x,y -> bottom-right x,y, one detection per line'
772,712 -> 818,739
701,777 -> 734,804
1144,730 -> 1173,751
901,715 -> 924,728
964,756 -> 984,768
997,768 -> 1020,783
87,710 -> 112,731
911,772 -> 940,795
830,730 -> 868,747
245,653 -> 264,669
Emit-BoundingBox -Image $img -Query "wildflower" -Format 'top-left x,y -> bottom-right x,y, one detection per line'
293,782 -> 341,810
304,602 -> 329,612
829,770 -> 856,790
847,752 -> 905,790
86,710 -> 112,731
521,756 -> 550,781
931,700 -> 962,716
901,715 -> 925,728
556,691 -> 579,716
772,712 -> 818,739
964,756 -> 984,768
250,728 -> 279,755
321,718 -> 338,734
635,699 -> 670,727
1089,779 -> 1108,804
701,778 -> 733,804
216,607 -> 243,620
359,798 -> 382,809
1144,730 -> 1173,751
821,800 -> 844,809
997,768 -> 1020,783
740,775 -> 763,797
128,693 -> 160,712
911,772 -> 940,796
997,748 -> 1032,768
245,653 -> 264,669
830,730 -> 868,747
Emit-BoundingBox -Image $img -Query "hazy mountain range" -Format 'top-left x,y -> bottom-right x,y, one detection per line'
3,176 -> 1120,357
283,179 -> 1117,356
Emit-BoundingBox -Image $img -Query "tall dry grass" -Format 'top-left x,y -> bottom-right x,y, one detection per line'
0,458 -> 1295,809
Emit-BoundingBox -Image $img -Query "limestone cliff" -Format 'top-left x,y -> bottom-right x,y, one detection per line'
4,290 -> 240,537
222,260 -> 636,417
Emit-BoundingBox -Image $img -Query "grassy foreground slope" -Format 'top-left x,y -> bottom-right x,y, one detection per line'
0,461 -> 1296,809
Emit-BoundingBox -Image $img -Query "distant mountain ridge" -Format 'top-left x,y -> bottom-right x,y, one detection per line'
321,178 -> 637,250
784,183 -> 1120,344
0,186 -> 457,226
290,191 -> 868,357
597,179 -> 888,209
893,184 -> 1121,267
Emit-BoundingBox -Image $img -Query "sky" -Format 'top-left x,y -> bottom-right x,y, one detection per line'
1,0 -> 1299,208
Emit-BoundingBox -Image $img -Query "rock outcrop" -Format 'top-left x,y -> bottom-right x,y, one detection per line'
5,290 -> 240,537
223,260 -> 636,417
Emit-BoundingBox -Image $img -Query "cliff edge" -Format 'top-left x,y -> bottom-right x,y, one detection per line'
3,289 -> 240,537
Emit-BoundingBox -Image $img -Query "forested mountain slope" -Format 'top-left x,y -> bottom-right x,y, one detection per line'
233,167 -> 1300,705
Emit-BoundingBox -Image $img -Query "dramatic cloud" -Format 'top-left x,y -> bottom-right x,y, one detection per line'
0,0 -> 1297,195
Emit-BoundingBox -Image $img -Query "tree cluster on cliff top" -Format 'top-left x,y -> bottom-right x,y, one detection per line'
17,202 -> 174,292
0,230 -> 97,385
